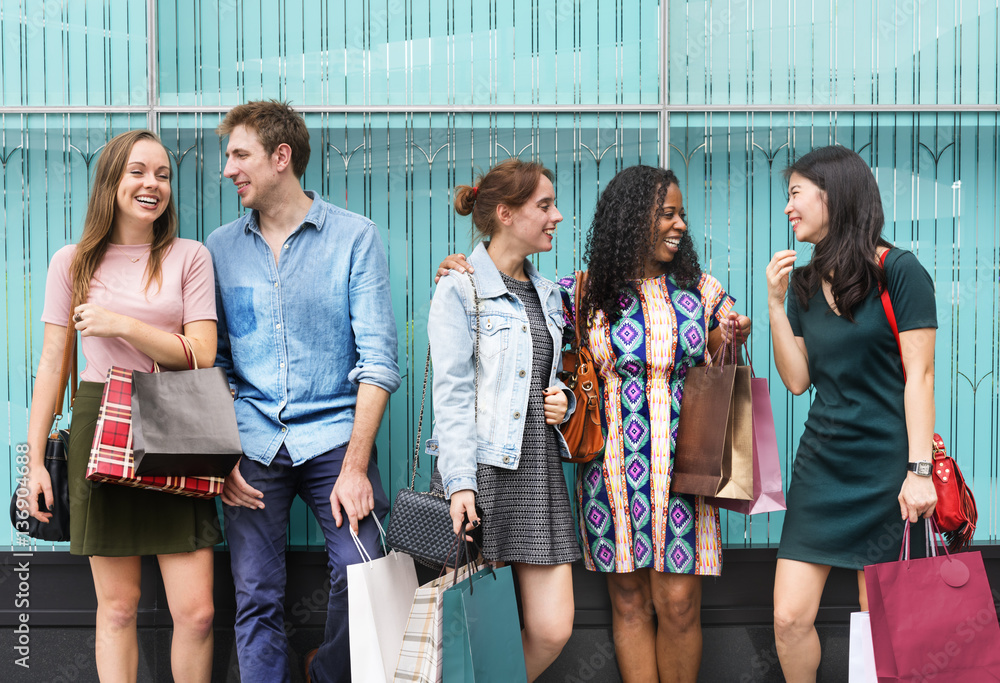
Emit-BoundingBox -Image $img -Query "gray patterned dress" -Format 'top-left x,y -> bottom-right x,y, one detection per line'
474,272 -> 582,565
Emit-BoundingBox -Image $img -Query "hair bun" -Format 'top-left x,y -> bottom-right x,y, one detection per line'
454,185 -> 476,216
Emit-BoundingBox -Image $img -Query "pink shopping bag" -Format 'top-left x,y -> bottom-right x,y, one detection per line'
864,520 -> 1000,682
708,376 -> 786,514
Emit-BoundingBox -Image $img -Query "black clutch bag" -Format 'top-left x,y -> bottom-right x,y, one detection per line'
10,430 -> 71,543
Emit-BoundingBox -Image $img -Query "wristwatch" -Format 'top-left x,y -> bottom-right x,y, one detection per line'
907,461 -> 932,477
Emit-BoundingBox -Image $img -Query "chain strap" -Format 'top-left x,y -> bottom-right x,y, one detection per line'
409,271 -> 481,491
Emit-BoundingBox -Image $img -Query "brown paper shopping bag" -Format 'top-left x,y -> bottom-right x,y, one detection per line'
672,360 -> 754,502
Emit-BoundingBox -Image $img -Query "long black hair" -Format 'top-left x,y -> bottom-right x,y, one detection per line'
786,146 -> 891,321
581,165 -> 702,326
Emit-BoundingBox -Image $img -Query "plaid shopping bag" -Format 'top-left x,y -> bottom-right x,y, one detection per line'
394,562 -> 477,683
86,367 -> 224,498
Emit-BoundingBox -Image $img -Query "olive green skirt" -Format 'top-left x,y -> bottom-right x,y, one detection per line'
68,381 -> 222,556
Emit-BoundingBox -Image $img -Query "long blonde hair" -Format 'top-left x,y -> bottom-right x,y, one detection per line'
69,130 -> 177,308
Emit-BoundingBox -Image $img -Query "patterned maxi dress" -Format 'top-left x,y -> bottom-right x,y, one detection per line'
559,272 -> 735,574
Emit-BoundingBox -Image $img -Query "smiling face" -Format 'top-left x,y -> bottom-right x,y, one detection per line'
501,174 -> 563,255
114,138 -> 171,237
785,172 -> 829,244
223,124 -> 280,210
643,183 -> 687,277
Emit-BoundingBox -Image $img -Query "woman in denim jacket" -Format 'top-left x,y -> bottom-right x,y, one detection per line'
427,158 -> 581,681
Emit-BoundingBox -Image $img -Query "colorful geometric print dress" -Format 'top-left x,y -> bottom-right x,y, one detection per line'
559,272 -> 735,575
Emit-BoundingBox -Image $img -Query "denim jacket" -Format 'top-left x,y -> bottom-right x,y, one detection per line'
427,243 -> 576,498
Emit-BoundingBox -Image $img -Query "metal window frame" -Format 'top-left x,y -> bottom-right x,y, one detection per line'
3,1 -> 995,155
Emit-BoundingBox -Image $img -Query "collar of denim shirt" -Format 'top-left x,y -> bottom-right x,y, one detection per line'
466,241 -> 557,301
241,190 -> 325,236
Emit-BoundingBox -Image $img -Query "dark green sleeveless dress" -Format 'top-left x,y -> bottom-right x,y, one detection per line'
776,249 -> 937,570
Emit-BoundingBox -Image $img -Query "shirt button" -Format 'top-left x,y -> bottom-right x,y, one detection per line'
513,411 -> 521,419
280,362 -> 285,368
276,324 -> 281,330
283,244 -> 290,250
281,427 -> 287,433
522,325 -> 527,332
518,370 -> 526,377
503,455 -> 512,464
274,282 -> 279,288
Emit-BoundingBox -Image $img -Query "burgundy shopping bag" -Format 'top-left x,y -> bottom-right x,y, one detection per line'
864,520 -> 1000,682
708,376 -> 786,514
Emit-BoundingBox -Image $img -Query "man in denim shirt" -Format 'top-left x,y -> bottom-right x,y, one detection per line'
206,100 -> 400,683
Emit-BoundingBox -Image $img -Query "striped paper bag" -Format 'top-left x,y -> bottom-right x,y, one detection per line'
394,562 -> 477,683
86,366 -> 224,499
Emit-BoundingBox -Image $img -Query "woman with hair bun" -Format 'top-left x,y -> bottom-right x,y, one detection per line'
437,164 -> 750,682
428,158 -> 581,681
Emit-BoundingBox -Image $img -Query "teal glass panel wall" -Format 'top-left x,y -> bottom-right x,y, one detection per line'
0,0 -> 149,106
157,0 -> 660,106
668,0 -> 1000,105
3,2 -> 998,550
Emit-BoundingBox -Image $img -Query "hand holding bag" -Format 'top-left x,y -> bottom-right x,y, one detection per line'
878,249 -> 977,551
864,519 -> 1000,681
673,336 -> 754,501
558,271 -> 604,463
9,315 -> 76,542
130,334 -> 243,477
348,516 -> 420,683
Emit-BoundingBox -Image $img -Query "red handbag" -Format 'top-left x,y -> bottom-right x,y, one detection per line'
878,249 -> 977,551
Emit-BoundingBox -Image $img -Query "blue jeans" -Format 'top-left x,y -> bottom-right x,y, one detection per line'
225,444 -> 389,683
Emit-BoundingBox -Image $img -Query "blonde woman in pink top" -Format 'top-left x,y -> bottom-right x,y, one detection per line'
22,130 -> 219,682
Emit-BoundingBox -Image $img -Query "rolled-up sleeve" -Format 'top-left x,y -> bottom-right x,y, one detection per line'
346,224 -> 401,394
427,276 -> 479,497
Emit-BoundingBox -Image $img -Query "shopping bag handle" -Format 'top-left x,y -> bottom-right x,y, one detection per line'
898,518 -> 950,562
348,515 -> 390,566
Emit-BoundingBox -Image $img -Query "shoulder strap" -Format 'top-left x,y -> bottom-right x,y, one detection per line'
573,270 -> 587,350
53,313 -> 78,425
877,248 -> 906,382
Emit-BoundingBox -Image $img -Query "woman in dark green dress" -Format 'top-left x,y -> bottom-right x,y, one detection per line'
765,146 -> 938,682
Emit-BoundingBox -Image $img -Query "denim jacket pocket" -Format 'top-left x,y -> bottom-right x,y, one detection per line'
476,314 -> 511,359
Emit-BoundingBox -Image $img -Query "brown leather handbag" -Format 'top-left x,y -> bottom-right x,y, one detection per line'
559,271 -> 604,463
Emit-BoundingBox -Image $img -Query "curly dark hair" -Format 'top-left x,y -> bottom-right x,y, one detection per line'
581,165 -> 702,326
786,145 -> 890,322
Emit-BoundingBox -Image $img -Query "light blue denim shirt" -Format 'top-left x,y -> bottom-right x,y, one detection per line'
427,243 -> 576,497
207,191 -> 400,466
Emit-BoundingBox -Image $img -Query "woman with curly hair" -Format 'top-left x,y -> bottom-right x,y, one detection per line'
437,164 -> 749,682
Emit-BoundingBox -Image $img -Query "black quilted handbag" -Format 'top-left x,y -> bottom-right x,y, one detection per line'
386,273 -> 482,567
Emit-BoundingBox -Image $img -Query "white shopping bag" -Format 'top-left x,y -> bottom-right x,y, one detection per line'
348,518 -> 420,683
849,611 -> 877,682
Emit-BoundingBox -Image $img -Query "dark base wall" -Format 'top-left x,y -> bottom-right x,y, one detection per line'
3,547 -> 999,681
